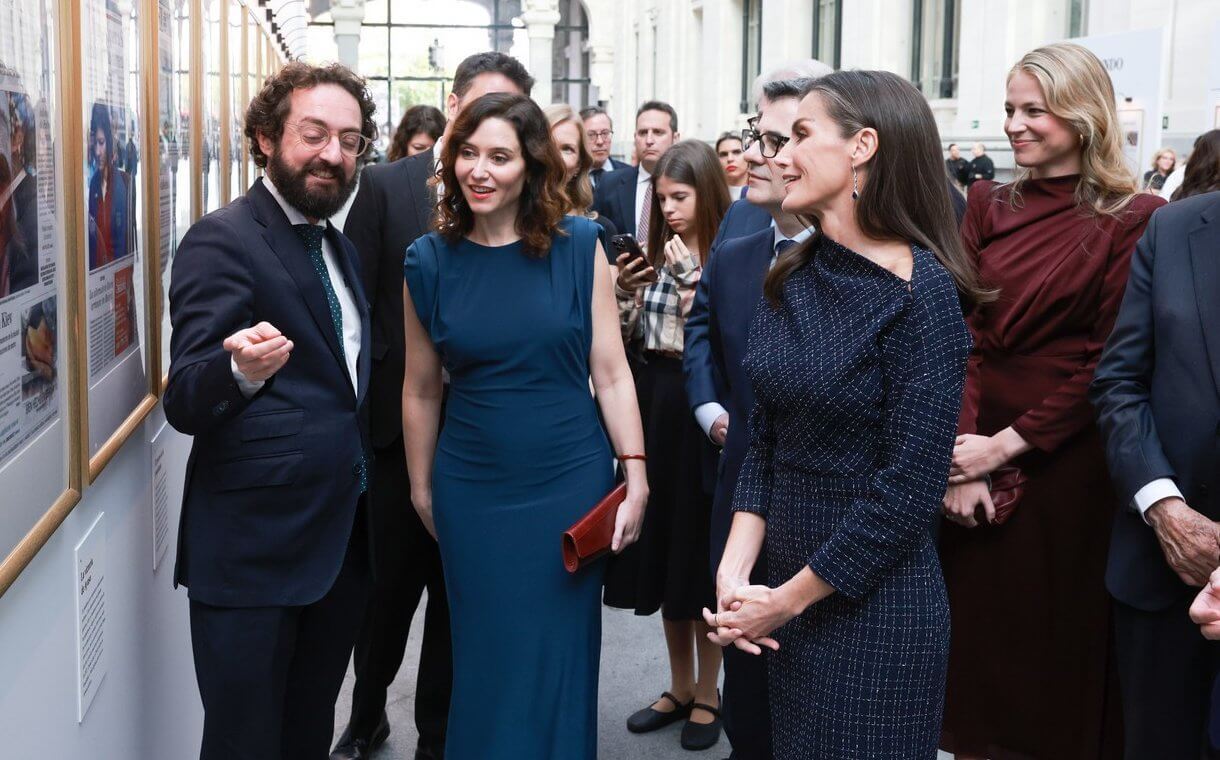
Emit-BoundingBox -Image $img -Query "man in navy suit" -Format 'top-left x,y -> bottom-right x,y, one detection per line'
580,106 -> 630,187
683,65 -> 830,760
1092,190 -> 1220,759
592,100 -> 679,242
165,61 -> 376,760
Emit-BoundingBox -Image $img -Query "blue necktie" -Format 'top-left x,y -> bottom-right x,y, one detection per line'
775,238 -> 798,257
292,223 -> 366,493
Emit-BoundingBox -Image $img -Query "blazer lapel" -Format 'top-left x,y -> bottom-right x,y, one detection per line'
1188,205 -> 1220,395
248,180 -> 348,372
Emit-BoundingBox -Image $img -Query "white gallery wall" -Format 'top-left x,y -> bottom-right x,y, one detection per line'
0,409 -> 202,758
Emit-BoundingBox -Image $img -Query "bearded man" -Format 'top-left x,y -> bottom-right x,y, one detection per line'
163,61 -> 376,760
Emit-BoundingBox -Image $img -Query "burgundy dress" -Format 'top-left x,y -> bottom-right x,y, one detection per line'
939,177 -> 1163,759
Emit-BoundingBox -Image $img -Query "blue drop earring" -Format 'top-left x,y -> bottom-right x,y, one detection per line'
851,165 -> 859,200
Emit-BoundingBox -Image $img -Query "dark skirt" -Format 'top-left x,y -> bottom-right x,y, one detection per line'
603,355 -> 716,621
939,352 -> 1123,760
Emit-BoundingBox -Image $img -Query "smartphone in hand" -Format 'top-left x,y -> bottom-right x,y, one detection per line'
609,234 -> 646,262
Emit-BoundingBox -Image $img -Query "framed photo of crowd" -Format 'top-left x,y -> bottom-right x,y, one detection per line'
78,0 -> 158,481
0,0 -> 81,598
0,0 -> 284,598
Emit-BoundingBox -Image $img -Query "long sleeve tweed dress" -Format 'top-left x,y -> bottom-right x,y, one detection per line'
733,236 -> 971,759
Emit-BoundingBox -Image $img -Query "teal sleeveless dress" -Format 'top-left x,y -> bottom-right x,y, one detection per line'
404,215 -> 614,759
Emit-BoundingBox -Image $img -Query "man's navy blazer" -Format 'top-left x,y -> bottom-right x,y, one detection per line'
684,199 -> 772,415
683,199 -> 773,565
164,178 -> 372,608
592,164 -> 639,238
1091,191 -> 1220,611
343,148 -> 435,448
603,157 -> 632,173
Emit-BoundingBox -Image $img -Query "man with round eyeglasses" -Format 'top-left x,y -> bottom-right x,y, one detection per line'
580,106 -> 630,187
164,60 -> 378,760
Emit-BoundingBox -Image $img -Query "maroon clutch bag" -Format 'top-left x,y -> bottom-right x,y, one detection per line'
562,482 -> 627,573
989,466 -> 1028,525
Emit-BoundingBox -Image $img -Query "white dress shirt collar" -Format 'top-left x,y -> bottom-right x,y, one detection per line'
771,220 -> 815,254
260,176 -> 362,393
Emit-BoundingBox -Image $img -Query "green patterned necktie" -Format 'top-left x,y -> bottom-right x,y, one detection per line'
292,223 -> 367,493
293,223 -> 346,359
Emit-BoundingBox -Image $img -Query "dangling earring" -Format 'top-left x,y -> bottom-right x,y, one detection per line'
851,165 -> 859,200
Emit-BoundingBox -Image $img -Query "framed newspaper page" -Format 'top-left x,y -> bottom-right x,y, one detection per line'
78,0 -> 158,481
0,0 -> 84,599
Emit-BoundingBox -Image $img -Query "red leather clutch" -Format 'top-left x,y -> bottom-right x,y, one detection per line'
989,466 -> 1027,525
562,482 -> 627,573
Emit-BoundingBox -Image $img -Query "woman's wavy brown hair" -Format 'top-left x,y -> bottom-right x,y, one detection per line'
435,93 -> 569,257
1004,43 -> 1140,216
763,70 -> 993,307
645,140 -> 731,266
244,60 -> 378,169
543,103 -> 594,214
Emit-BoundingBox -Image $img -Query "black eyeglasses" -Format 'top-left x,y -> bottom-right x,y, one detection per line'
742,116 -> 790,159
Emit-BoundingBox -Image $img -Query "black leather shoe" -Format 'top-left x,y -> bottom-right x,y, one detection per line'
680,700 -> 723,750
627,691 -> 693,734
330,711 -> 391,759
414,743 -> 444,760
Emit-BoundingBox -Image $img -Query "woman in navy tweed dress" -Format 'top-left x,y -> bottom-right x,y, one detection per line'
704,71 -> 990,759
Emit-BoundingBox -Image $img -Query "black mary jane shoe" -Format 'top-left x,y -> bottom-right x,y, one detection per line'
680,700 -> 723,751
626,691 -> 693,734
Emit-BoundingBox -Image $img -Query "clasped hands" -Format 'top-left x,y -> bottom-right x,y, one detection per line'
1189,567 -> 1220,638
701,575 -> 793,655
942,430 -> 1027,528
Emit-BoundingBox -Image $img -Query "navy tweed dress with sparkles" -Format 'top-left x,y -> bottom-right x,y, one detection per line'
733,237 -> 971,759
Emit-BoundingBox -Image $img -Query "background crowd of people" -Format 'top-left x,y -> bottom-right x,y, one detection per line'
164,38 -> 1220,760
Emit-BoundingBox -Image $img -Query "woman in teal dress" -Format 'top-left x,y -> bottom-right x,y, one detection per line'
400,93 -> 649,760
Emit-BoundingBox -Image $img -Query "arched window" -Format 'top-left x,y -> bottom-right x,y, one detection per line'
306,0 -> 529,142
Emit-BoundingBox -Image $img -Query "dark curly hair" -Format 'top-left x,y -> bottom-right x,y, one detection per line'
435,93 -> 568,257
244,61 -> 377,168
388,104 -> 445,162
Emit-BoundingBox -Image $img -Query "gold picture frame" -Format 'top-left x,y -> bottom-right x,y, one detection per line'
0,0 -> 85,599
77,0 -> 160,483
154,0 -> 195,392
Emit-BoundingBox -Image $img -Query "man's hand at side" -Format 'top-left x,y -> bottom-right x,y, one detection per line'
1147,497 -> 1220,587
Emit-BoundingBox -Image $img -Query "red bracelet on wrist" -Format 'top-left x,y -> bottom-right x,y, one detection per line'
617,454 -> 647,462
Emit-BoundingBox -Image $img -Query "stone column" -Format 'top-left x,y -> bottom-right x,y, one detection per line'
330,0 -> 366,71
522,0 -> 562,103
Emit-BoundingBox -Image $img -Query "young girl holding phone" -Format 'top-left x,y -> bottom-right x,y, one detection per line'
604,139 -> 731,752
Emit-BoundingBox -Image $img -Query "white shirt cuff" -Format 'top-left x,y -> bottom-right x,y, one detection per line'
1132,478 -> 1183,525
694,402 -> 728,441
231,356 -> 265,398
